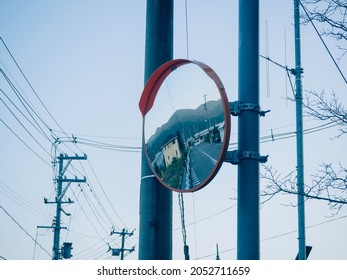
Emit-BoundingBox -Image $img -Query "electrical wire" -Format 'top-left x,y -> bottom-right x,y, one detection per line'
67,187 -> 115,258
77,163 -> 118,229
69,161 -> 128,234
229,120 -> 339,149
0,60 -> 39,113
0,97 -> 52,158
0,119 -> 52,167
86,160 -> 129,230
50,118 -> 337,155
49,129 -> 141,141
0,69 -> 52,139
73,234 -> 114,259
185,0 -> 190,59
0,89 -> 51,142
0,37 -> 132,260
174,204 -> 237,231
299,0 -> 347,85
0,181 -> 51,221
0,37 -> 72,133
195,214 -> 347,260
265,20 -> 271,97
75,137 -> 141,152
178,193 -> 189,259
0,37 -> 87,160
70,184 -> 112,240
0,205 -> 51,258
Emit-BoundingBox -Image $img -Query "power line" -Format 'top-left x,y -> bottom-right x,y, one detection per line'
68,162 -> 126,233
48,141 -> 130,244
76,137 -> 141,152
0,68 -> 52,139
229,120 -> 339,148
79,183 -> 114,235
73,234 -> 114,259
69,186 -> 112,244
86,160 -> 129,230
178,193 -> 189,259
0,60 -> 39,112
195,214 -> 347,260
184,0 -> 190,59
0,205 -> 51,258
0,37 -> 88,165
53,120 -> 338,154
0,89 -> 51,142
174,204 -> 237,231
0,37 -> 69,132
299,0 -> 347,85
0,97 -> 52,158
0,119 -> 52,167
49,129 -> 141,141
0,181 -> 51,221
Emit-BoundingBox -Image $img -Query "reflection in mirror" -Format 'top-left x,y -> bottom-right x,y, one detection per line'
144,63 -> 229,192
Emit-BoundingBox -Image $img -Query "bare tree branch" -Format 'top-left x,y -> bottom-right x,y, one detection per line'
301,0 -> 347,41
261,164 -> 347,214
304,90 -> 347,137
262,0 -> 347,216
301,0 -> 347,60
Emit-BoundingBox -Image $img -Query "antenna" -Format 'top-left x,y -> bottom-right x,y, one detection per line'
265,20 -> 270,97
284,28 -> 289,107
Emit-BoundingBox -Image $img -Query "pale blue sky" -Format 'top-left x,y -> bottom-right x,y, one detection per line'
0,0 -> 346,260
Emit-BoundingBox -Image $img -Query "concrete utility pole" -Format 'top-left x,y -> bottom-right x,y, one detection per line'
237,0 -> 260,260
42,153 -> 87,260
216,244 -> 220,260
111,228 -> 135,260
294,0 -> 306,260
138,0 -> 173,260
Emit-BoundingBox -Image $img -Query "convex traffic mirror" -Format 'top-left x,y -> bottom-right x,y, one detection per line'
139,59 -> 231,192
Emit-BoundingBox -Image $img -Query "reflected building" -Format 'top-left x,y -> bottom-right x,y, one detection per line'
144,97 -> 228,191
162,135 -> 182,167
193,121 -> 225,145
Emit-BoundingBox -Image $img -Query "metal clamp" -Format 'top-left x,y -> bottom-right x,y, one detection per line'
224,150 -> 268,165
229,101 -> 270,117
239,151 -> 268,163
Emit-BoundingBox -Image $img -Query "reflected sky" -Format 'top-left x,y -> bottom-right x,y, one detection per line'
143,62 -> 228,191
144,63 -> 222,140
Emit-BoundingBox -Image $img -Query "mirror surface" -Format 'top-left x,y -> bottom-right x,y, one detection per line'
143,62 -> 229,192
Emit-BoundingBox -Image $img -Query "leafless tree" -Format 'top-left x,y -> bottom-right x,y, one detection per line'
261,163 -> 347,214
262,91 -> 347,213
300,0 -> 347,58
262,1 -> 347,212
304,90 -> 347,136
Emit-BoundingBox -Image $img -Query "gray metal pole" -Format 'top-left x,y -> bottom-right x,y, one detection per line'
138,0 -> 173,260
237,0 -> 260,260
294,0 -> 306,260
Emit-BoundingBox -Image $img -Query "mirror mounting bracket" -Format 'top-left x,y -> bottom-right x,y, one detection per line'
224,150 -> 268,165
229,101 -> 270,117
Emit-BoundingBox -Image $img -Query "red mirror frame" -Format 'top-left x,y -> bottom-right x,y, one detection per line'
139,59 -> 231,192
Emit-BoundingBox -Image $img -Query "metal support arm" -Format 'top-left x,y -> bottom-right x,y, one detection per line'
224,150 -> 268,165
230,101 -> 270,117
